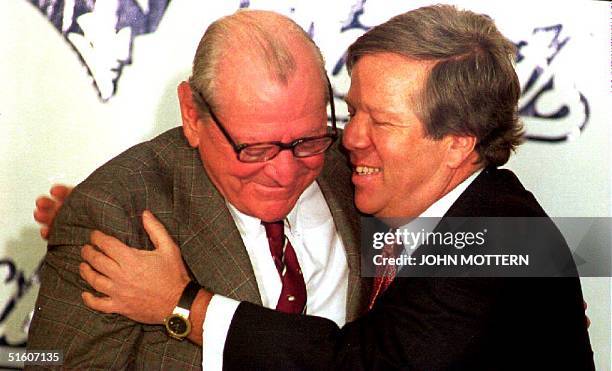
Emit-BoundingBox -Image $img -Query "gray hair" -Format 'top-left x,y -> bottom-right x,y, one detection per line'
189,9 -> 327,117
347,4 -> 523,166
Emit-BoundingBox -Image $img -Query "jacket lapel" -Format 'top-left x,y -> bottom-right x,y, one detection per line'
164,134 -> 368,314
317,146 -> 370,321
171,144 -> 262,305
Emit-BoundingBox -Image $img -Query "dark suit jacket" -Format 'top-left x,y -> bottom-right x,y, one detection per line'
26,127 -> 369,370
224,167 -> 595,370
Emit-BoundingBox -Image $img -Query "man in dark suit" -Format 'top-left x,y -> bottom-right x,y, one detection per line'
27,9 -> 368,369
214,5 -> 593,369
35,4 -> 594,370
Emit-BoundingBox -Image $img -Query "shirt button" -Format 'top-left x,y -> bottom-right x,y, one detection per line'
287,295 -> 295,302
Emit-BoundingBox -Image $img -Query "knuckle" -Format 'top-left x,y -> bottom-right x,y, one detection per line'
91,252 -> 101,265
100,303 -> 113,314
81,267 -> 92,283
81,245 -> 92,259
97,234 -> 109,246
90,274 -> 99,289
89,230 -> 99,243
82,295 -> 92,307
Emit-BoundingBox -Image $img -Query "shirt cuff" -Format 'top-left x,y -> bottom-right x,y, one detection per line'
202,295 -> 241,371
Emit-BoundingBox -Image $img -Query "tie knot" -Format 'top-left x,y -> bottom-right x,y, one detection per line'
263,220 -> 285,260
263,220 -> 284,239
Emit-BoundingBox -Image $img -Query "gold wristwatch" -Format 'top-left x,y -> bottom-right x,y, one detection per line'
164,281 -> 200,340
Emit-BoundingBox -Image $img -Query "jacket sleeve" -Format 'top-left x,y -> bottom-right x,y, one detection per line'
26,177 -> 200,370
26,181 -> 145,369
223,277 -> 503,371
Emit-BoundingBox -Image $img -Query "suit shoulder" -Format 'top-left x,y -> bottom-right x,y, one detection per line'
49,128 -> 189,245
450,167 -> 548,217
487,168 -> 547,217
86,127 -> 186,180
71,127 -> 193,198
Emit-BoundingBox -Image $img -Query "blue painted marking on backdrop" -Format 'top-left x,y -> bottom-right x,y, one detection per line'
28,0 -> 171,101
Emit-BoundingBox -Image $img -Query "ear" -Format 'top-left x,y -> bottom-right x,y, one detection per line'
445,134 -> 477,169
177,81 -> 202,148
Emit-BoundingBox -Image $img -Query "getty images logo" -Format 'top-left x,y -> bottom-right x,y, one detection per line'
28,0 -> 171,101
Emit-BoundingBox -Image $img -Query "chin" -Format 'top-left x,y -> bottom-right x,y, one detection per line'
354,198 -> 378,216
258,211 -> 292,222
254,202 -> 296,222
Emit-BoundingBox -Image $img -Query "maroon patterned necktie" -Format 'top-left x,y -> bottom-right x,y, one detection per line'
368,241 -> 403,310
263,221 -> 307,314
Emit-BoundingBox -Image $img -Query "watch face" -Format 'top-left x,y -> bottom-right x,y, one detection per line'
167,315 -> 189,337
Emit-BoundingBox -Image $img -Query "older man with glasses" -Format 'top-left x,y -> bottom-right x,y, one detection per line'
193,79 -> 338,163
27,9 -> 368,370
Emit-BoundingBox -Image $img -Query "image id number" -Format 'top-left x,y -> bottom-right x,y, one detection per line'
7,350 -> 63,365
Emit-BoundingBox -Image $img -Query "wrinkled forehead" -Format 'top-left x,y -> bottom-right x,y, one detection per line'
347,53 -> 432,104
216,62 -> 327,116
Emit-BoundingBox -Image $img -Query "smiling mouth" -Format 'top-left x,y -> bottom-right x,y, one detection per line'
354,165 -> 382,175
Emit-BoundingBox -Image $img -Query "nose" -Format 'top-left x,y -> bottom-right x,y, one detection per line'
342,114 -> 371,152
263,149 -> 301,187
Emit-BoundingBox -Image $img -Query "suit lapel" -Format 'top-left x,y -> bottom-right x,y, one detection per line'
164,134 -> 368,313
171,144 -> 262,305
406,168 -> 500,272
317,146 -> 370,321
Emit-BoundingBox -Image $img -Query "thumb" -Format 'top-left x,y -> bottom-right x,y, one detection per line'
142,210 -> 177,254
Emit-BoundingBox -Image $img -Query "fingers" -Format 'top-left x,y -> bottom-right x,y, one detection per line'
40,226 -> 50,240
50,184 -> 72,201
81,291 -> 116,314
81,244 -> 120,277
34,197 -> 57,225
33,209 -> 54,226
142,210 -> 177,253
90,230 -> 131,263
35,197 -> 57,240
35,196 -> 57,211
79,262 -> 114,296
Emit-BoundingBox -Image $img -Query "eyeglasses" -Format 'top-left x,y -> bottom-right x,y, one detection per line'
191,78 -> 338,163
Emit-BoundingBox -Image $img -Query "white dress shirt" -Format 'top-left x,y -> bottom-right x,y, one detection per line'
202,182 -> 349,370
398,169 -> 483,260
419,169 -> 482,218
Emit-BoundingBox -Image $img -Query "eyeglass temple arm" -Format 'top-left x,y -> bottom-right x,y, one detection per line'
326,75 -> 338,134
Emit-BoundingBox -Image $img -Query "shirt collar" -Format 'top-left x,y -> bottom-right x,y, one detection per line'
226,182 -> 319,235
419,169 -> 482,218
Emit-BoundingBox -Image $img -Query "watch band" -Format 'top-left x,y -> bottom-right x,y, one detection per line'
177,280 -> 200,311
164,281 -> 200,340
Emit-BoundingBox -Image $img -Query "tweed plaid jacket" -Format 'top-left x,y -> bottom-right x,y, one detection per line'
26,127 -> 368,370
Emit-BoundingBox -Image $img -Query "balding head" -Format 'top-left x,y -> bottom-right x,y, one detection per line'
189,9 -> 327,116
178,10 -> 333,222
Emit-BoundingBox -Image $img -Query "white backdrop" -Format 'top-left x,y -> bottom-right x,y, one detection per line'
1,0 -> 610,368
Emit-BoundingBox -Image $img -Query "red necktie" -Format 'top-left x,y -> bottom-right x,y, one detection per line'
368,241 -> 403,310
263,221 -> 307,314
